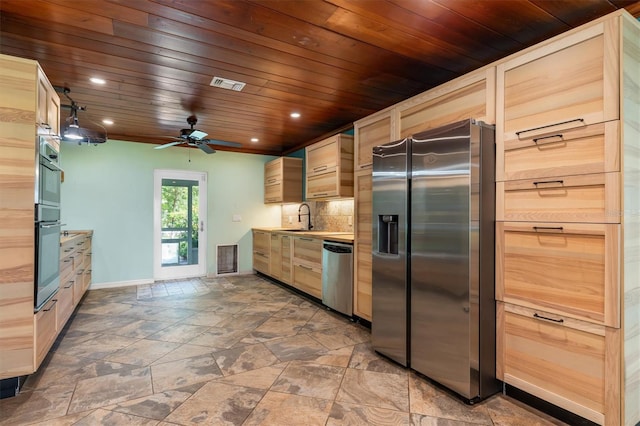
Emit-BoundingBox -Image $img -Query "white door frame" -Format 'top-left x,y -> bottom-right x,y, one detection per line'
153,169 -> 207,280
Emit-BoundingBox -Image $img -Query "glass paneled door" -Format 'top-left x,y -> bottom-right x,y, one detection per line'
154,169 -> 207,280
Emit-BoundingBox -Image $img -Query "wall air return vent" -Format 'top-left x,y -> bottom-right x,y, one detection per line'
210,76 -> 246,92
217,244 -> 238,275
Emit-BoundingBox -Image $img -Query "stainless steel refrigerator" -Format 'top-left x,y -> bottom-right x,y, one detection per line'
372,119 -> 499,402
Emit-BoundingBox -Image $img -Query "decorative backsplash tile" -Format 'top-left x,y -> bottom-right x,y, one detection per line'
281,200 -> 354,232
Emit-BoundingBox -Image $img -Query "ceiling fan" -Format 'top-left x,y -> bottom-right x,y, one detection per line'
155,115 -> 242,154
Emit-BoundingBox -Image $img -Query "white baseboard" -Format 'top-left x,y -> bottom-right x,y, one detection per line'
89,278 -> 154,290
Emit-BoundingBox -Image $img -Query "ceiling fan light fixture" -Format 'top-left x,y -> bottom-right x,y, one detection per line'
64,123 -> 84,140
210,76 -> 246,92
189,129 -> 208,140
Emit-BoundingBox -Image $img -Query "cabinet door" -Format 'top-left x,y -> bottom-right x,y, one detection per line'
264,182 -> 282,204
253,231 -> 270,254
307,137 -> 338,174
354,170 -> 372,320
306,169 -> 339,199
292,237 -> 322,265
498,302 -> 619,425
497,20 -> 619,143
264,158 -> 282,184
354,110 -> 395,170
399,67 -> 495,138
499,121 -> 619,182
270,233 -> 282,279
56,281 -> 74,330
281,235 -> 292,284
497,172 -> 620,224
292,263 -> 322,299
34,298 -> 57,368
496,222 -> 619,327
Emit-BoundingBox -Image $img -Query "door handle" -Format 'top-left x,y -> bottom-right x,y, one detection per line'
200,221 -> 204,232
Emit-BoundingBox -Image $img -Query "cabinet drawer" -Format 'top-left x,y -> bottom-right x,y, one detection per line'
499,121 -> 619,181
498,302 -> 619,425
497,173 -> 620,223
56,282 -> 74,329
73,270 -> 85,305
496,222 -> 619,326
306,168 -> 339,199
498,21 -> 618,142
264,159 -> 281,184
34,298 -> 58,368
292,237 -> 322,265
253,231 -> 270,254
253,252 -> 270,275
293,263 -> 322,299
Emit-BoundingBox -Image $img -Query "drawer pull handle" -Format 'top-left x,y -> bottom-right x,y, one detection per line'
313,165 -> 328,171
532,226 -> 564,232
311,193 -> 328,197
64,248 -> 73,252
64,281 -> 74,289
63,259 -> 72,263
299,265 -> 313,270
516,118 -> 585,139
266,178 -> 277,183
43,299 -> 58,311
533,313 -> 564,323
533,180 -> 564,187
299,237 -> 314,241
533,134 -> 564,145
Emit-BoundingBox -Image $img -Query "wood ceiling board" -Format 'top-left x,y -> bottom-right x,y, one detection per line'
1,0 -> 637,155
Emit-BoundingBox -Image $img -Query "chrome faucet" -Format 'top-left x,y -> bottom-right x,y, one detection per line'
298,203 -> 313,230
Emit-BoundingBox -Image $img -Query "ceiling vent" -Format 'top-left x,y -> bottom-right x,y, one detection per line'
210,76 -> 246,91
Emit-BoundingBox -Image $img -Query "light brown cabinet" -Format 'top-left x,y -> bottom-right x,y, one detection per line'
494,12 -> 640,426
34,298 -> 57,368
269,233 -> 283,281
353,170 -> 372,320
37,67 -> 61,139
399,66 -> 495,138
353,109 -> 396,170
0,54 -> 61,380
292,236 -> 322,299
252,230 -> 270,275
264,157 -> 303,204
305,134 -> 354,200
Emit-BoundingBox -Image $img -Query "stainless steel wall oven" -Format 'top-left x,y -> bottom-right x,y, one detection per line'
34,136 -> 62,311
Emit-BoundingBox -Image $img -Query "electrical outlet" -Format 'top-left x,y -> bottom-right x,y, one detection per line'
348,216 -> 353,226
288,216 -> 293,224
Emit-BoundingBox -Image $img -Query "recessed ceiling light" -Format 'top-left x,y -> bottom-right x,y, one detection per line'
90,77 -> 106,85
102,119 -> 114,125
251,138 -> 259,143
290,112 -> 301,118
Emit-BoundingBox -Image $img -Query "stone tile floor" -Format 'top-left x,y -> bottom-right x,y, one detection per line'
0,275 -> 566,425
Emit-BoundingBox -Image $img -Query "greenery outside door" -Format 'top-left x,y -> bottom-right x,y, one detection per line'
154,169 -> 207,280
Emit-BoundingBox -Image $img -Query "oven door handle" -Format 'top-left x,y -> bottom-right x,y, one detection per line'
41,157 -> 64,172
40,222 -> 66,229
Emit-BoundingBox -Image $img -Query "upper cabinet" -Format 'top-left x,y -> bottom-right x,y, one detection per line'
305,134 -> 354,200
398,67 -> 496,138
353,109 -> 396,170
264,157 -> 303,204
37,67 -> 60,140
496,19 -> 618,148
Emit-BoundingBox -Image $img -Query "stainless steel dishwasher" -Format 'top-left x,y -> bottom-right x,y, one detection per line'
321,241 -> 353,316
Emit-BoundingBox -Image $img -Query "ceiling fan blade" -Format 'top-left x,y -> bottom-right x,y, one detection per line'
154,141 -> 182,150
197,143 -> 216,154
201,139 -> 243,148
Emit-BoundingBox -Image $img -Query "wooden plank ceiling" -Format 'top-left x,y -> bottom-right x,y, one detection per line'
1,0 -> 639,155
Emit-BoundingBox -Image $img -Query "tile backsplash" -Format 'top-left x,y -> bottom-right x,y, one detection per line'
281,200 -> 354,232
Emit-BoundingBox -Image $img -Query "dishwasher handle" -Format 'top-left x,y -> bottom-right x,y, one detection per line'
323,243 -> 352,254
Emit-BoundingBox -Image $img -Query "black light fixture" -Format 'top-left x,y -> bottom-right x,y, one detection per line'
58,87 -> 107,145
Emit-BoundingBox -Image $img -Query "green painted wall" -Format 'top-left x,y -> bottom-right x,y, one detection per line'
60,139 -> 281,285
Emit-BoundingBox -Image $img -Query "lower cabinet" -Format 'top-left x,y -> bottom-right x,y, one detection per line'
497,302 -> 619,425
252,230 -> 270,275
34,298 -> 57,367
292,236 -> 323,299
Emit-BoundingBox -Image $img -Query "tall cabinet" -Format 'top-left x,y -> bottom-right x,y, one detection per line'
352,66 -> 495,321
494,12 -> 639,426
0,54 -> 60,379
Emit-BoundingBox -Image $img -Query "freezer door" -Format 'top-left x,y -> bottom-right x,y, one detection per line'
410,120 -> 477,398
372,138 -> 409,366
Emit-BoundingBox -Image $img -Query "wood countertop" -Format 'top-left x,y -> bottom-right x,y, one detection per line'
253,227 -> 354,244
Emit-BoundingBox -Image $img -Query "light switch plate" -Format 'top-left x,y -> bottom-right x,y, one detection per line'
232,214 -> 242,222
